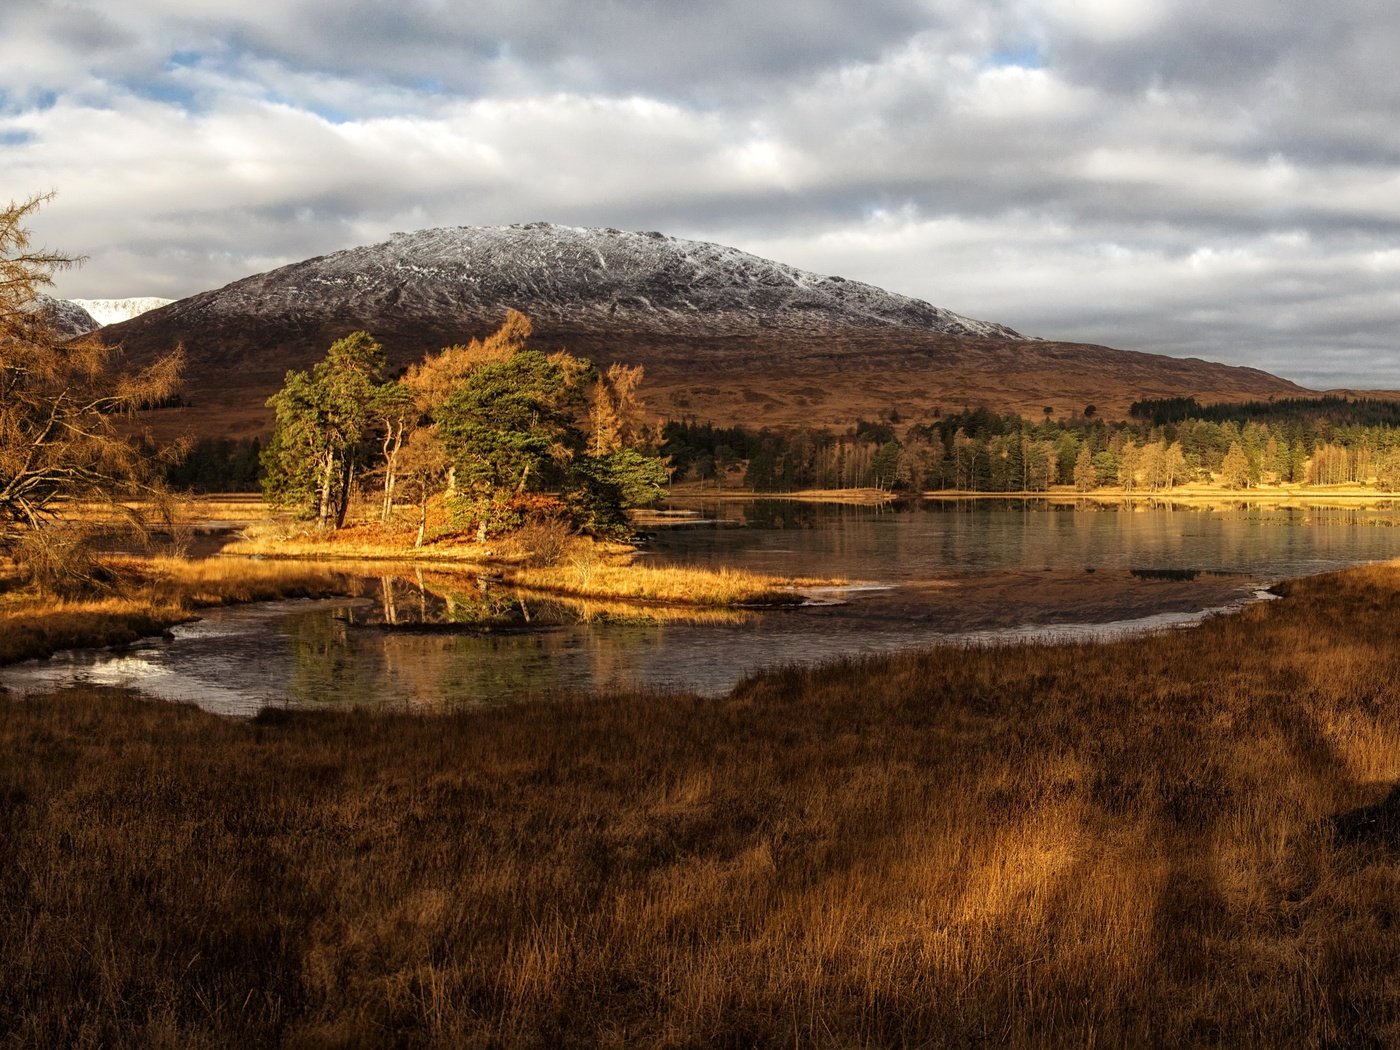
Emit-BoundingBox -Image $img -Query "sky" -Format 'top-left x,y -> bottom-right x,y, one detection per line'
3,1 -> 1400,389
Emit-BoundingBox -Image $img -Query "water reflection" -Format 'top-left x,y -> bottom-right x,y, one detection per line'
2,502 -> 1396,715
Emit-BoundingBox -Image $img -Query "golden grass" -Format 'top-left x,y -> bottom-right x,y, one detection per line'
222,521 -> 500,564
6,563 -> 1400,1044
0,557 -> 346,664
225,522 -> 831,606
499,557 -> 834,606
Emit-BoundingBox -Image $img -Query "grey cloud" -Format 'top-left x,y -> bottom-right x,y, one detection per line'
6,0 -> 1400,388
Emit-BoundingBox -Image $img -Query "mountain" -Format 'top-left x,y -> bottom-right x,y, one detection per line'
103,224 -> 1307,436
30,294 -> 98,339
70,297 -> 173,327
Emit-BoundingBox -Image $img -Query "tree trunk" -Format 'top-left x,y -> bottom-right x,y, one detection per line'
334,455 -> 353,529
316,447 -> 336,528
381,423 -> 403,524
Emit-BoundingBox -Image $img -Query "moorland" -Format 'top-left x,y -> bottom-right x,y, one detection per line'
8,193 -> 1400,1047
5,561 -> 1400,1047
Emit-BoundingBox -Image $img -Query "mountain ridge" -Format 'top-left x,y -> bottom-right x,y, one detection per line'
100,223 -> 1308,437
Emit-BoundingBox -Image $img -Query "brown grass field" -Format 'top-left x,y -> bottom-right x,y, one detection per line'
4,561 -> 1400,1046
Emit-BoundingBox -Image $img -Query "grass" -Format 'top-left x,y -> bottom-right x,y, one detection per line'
226,521 -> 830,607
498,556 -> 833,606
0,557 -> 346,664
4,562 -> 1400,1045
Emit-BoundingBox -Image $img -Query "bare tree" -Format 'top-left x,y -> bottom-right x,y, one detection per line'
0,193 -> 184,587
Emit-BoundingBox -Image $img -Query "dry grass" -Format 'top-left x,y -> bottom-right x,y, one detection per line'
5,563 -> 1400,1045
0,557 -> 346,664
222,520 -> 501,564
227,524 -> 828,606
499,556 -> 832,606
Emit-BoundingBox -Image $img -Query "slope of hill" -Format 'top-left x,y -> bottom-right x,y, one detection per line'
102,224 -> 1307,436
29,294 -> 98,339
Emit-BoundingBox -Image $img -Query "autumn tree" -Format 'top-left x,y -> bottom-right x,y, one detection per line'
0,193 -> 184,588
1219,441 -> 1252,489
1072,443 -> 1097,491
1376,447 -> 1400,492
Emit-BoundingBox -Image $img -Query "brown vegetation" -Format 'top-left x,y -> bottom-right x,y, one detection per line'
5,563 -> 1400,1045
0,556 -> 345,664
225,522 -> 826,607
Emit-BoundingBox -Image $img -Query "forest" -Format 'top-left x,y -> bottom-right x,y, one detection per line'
660,398 -> 1400,492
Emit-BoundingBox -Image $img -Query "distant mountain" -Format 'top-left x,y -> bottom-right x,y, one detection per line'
104,224 -> 1307,436
30,294 -> 97,339
70,297 -> 173,327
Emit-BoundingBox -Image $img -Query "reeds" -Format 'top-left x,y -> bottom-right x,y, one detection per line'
4,563 -> 1400,1046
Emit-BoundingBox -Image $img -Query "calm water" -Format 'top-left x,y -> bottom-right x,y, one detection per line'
4,500 -> 1397,715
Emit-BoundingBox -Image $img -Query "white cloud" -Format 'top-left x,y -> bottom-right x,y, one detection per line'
2,0 -> 1400,386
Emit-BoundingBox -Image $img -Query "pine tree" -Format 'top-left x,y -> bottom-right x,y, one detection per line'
262,331 -> 388,528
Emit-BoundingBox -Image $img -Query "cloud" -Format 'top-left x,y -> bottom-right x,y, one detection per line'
2,0 -> 1400,387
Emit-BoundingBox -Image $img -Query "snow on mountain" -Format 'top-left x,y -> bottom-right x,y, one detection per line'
140,223 -> 1023,341
28,294 -> 99,338
68,297 -> 174,327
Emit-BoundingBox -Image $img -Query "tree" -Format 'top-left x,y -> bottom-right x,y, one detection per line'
565,448 -> 668,537
1118,440 -> 1140,492
0,193 -> 184,587
262,331 -> 388,528
1376,447 -> 1400,492
587,363 -> 647,457
1219,441 -> 1252,489
1072,443 -> 1097,491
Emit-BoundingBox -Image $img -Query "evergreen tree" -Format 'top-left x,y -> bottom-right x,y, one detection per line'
262,331 -> 387,528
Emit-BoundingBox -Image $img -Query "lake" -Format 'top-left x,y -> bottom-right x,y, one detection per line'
4,499 -> 1397,715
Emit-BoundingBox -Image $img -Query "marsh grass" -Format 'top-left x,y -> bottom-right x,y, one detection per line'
227,523 -> 827,606
5,563 -> 1400,1045
498,558 -> 832,606
0,557 -> 346,664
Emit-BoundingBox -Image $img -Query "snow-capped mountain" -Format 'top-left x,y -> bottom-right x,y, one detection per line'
104,223 -> 1305,436
69,297 -> 173,327
111,223 -> 1022,344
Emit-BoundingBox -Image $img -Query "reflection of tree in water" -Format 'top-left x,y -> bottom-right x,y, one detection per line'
278,609 -> 387,710
336,573 -> 561,630
275,571 -> 750,710
743,501 -> 821,530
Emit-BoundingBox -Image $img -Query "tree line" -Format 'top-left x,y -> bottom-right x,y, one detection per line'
662,403 -> 1400,493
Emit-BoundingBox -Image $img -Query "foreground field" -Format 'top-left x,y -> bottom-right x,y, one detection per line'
4,563 -> 1400,1047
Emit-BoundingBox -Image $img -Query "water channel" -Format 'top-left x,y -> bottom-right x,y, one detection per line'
4,499 -> 1398,716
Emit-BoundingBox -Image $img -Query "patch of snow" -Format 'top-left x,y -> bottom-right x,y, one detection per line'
69,297 -> 174,327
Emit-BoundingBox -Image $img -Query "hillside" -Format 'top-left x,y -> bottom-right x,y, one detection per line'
100,224 -> 1308,435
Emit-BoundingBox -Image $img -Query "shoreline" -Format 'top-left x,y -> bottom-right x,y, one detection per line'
663,483 -> 1400,508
